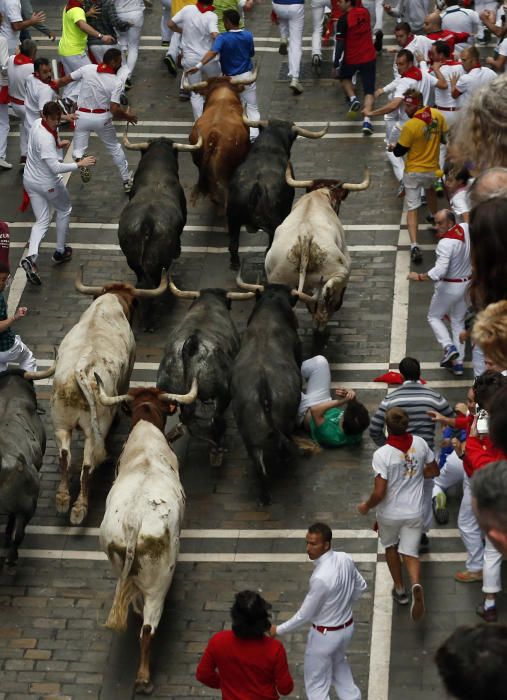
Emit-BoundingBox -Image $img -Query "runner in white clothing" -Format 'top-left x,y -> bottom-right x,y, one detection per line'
23,58 -> 76,133
391,22 -> 433,79
441,1 -> 480,55
270,522 -> 366,700
407,209 -> 472,376
358,407 -> 438,621
20,102 -> 96,286
0,22 -> 11,169
6,38 -> 36,164
115,0 -> 144,84
59,48 -> 137,191
450,46 -> 496,105
168,0 -> 220,119
426,40 -> 464,128
0,0 -> 45,54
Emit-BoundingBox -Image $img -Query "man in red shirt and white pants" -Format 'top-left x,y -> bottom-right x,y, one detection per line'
333,0 -> 377,135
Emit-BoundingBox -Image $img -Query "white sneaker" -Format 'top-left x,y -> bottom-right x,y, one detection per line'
289,78 -> 303,95
0,158 -> 12,170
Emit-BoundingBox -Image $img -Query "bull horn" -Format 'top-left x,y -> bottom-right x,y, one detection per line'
242,114 -> 269,129
172,132 -> 203,151
226,290 -> 256,300
169,277 -> 200,299
133,271 -> 169,299
342,167 -> 371,191
24,349 -> 57,380
291,289 -> 319,304
235,272 -> 264,292
161,377 -> 198,405
292,123 -> 329,139
285,164 -> 314,189
94,372 -> 133,406
230,66 -> 258,86
181,72 -> 208,92
122,134 -> 151,151
75,264 -> 104,296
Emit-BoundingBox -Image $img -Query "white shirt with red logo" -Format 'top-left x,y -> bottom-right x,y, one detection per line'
70,64 -> 123,112
6,55 -> 33,102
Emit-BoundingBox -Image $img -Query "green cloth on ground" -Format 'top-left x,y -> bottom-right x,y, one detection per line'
309,406 -> 363,448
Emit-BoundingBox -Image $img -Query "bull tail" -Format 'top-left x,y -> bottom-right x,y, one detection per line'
74,360 -> 104,462
105,515 -> 141,631
297,232 -> 313,294
192,130 -> 220,203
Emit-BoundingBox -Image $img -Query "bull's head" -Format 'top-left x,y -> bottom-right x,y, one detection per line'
242,117 -> 329,141
285,167 -> 371,214
122,133 -> 203,153
169,278 -> 255,309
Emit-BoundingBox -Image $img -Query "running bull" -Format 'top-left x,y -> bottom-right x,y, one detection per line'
50,267 -> 167,526
226,118 -> 329,270
0,365 -> 55,566
231,282 -> 312,506
96,377 -> 197,695
157,281 -> 255,466
265,167 -> 371,332
184,72 -> 257,210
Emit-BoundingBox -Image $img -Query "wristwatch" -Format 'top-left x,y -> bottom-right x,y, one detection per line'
98,33 -> 103,40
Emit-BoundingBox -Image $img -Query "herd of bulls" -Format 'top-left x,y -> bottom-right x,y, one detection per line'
0,75 -> 370,694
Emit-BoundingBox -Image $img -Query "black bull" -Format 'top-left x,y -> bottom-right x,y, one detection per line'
157,286 -> 253,465
0,371 -> 46,566
226,119 -> 328,270
231,284 -> 302,505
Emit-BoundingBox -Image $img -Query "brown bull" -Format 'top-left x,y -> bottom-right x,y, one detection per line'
185,72 -> 257,209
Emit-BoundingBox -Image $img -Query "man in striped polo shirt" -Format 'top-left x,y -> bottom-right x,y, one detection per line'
369,356 -> 453,550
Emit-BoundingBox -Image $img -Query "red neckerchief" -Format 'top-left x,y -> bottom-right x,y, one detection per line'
196,2 -> 214,11
34,74 -> 59,91
439,223 -> 465,242
66,0 -> 82,10
13,54 -> 33,66
402,66 -> 422,80
97,63 -> 116,74
413,106 -> 433,125
386,433 -> 414,453
403,33 -> 415,47
41,118 -> 63,149
441,59 -> 461,67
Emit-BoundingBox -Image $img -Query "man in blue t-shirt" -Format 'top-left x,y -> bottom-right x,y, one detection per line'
187,8 -> 260,138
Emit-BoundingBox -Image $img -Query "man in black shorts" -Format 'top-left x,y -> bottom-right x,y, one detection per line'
333,0 -> 376,135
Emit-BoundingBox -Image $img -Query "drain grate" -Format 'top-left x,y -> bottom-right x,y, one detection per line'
277,60 -> 334,81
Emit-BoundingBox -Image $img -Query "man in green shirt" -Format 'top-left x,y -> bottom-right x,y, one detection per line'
298,355 -> 369,448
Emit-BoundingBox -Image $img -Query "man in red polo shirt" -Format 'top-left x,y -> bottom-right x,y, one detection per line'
333,0 -> 377,135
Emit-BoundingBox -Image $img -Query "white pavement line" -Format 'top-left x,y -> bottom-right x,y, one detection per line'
8,222 -> 401,232
8,131 -> 386,140
7,146 -> 75,316
11,120 -> 386,129
367,559 -> 393,700
389,250 -> 410,363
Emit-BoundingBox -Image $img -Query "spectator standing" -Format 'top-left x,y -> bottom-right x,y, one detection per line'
196,590 -> 294,699
389,88 -> 447,264
358,407 -> 438,620
0,12 -> 11,170
6,38 -> 37,167
270,522 -> 366,700
19,0 -> 55,42
0,261 -> 36,372
272,0 -> 304,94
407,209 -> 471,377
333,0 -> 377,136
0,0 -> 45,54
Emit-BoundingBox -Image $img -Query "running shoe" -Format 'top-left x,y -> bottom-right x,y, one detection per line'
347,97 -> 361,119
163,54 -> 177,76
440,344 -> 459,368
411,584 -> 425,622
452,362 -> 464,376
432,493 -> 449,525
362,120 -> 373,136
289,78 -> 304,95
52,246 -> 73,264
392,588 -> 409,605
476,602 -> 498,623
279,39 -> 288,56
21,257 -> 41,286
410,246 -> 423,264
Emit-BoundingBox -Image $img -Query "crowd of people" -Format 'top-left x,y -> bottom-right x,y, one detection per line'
1,0 -> 507,698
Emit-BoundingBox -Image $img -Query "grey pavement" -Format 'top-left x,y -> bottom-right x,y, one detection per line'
0,3 -> 499,700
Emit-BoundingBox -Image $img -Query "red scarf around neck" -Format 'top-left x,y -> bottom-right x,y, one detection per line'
439,223 -> 465,242
14,54 -> 33,66
386,433 -> 414,454
66,0 -> 83,10
402,66 -> 422,81
196,2 -> 214,11
97,63 -> 116,74
403,33 -> 415,47
35,74 -> 59,92
41,119 -> 63,149
413,106 -> 433,125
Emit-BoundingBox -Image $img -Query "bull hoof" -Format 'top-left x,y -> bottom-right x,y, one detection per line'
135,679 -> 154,695
55,490 -> 71,514
70,502 -> 88,525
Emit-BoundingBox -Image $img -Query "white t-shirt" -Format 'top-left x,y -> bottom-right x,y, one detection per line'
442,5 -> 479,52
373,435 -> 434,520
23,118 -> 78,188
171,6 -> 218,66
450,186 -> 470,221
498,37 -> 507,58
114,0 -> 144,14
24,74 -> 58,132
434,60 -> 465,109
6,55 -> 33,101
0,0 -> 23,54
427,222 -> 472,282
393,35 -> 433,78
0,35 -> 8,88
70,64 -> 123,110
455,65 -> 497,104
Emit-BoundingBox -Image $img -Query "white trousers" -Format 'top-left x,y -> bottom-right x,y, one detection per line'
311,0 -> 331,57
11,102 -> 28,157
272,3 -> 305,79
0,103 -> 10,159
427,281 -> 468,363
362,0 -> 384,32
88,43 -> 121,63
72,111 -> 130,181
298,355 -> 332,422
483,535 -> 503,594
0,335 -> 37,373
432,451 -> 464,497
182,59 -> 221,120
472,343 -> 486,378
385,118 -> 404,183
23,179 -> 72,259
166,31 -> 181,59
304,625 -> 361,700
235,70 -> 260,140
458,474 -> 484,572
117,10 -> 144,77
161,0 -> 172,42
60,53 -> 92,101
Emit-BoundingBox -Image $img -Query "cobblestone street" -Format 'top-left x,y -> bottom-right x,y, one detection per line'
1,3 -> 506,699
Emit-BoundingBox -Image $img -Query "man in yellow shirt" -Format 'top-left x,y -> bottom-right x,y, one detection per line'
390,88 -> 448,264
58,0 -> 114,100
